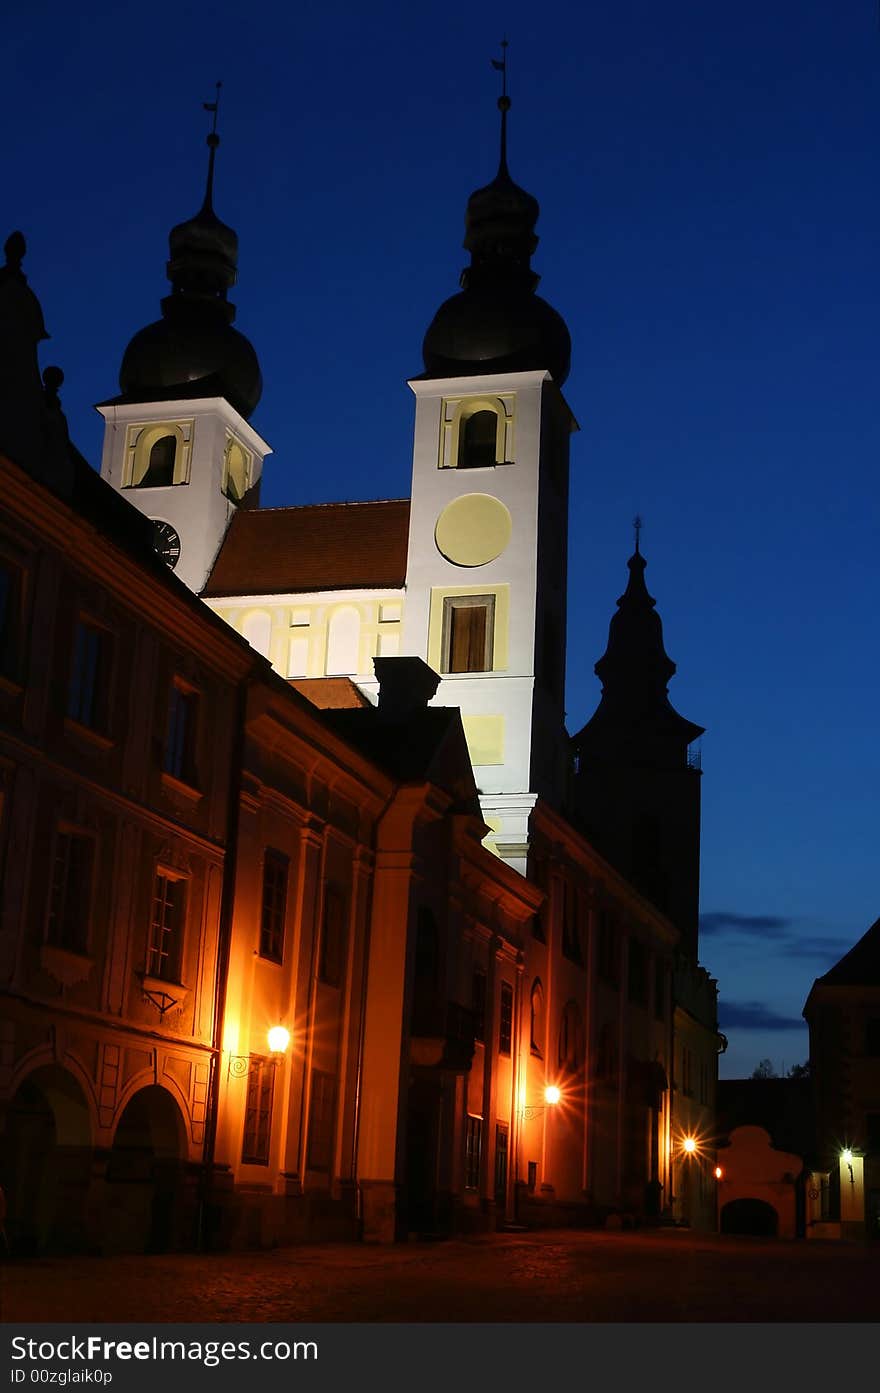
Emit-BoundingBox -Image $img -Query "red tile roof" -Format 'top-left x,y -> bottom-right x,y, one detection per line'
203,499 -> 410,596
289,678 -> 371,710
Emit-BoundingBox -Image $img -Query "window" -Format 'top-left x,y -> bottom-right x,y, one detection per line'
866,1113 -> 880,1155
472,967 -> 487,1043
499,982 -> 513,1055
67,619 -> 112,732
654,959 -> 666,1022
0,559 -> 23,679
628,937 -> 648,1007
223,438 -> 251,503
318,884 -> 346,987
241,1057 -> 275,1165
458,409 -> 498,469
597,910 -> 618,986
147,871 -> 185,982
529,979 -> 544,1057
141,435 -> 176,488
527,1160 -> 537,1192
494,1124 -> 509,1204
413,907 -> 439,1027
46,830 -> 93,954
865,1019 -> 880,1057
259,850 -> 288,963
465,1115 -> 482,1190
163,682 -> 199,785
307,1069 -> 336,1172
441,594 -> 495,673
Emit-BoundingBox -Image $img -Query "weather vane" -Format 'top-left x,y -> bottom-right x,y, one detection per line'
491,37 -> 509,101
203,81 -> 222,139
633,514 -> 643,553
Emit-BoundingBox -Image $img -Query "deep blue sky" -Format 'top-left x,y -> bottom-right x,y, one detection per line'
8,2 -> 880,1077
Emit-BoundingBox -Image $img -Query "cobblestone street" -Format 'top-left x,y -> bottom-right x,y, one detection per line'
3,1229 -> 878,1324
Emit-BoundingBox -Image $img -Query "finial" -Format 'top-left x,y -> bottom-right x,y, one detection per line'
4,230 -> 26,272
42,365 -> 64,407
200,81 -> 223,213
633,513 -> 643,555
491,38 -> 510,176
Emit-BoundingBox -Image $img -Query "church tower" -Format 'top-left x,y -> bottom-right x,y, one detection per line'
570,532 -> 704,958
97,99 -> 271,593
401,68 -> 577,872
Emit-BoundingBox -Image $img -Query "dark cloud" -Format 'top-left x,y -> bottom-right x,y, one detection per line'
784,935 -> 848,962
718,1000 -> 804,1032
700,911 -> 793,937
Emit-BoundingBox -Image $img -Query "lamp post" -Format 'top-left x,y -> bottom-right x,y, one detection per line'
228,1024 -> 291,1078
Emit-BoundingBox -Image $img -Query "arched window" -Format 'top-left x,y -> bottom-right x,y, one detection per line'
458,409 -> 499,469
242,610 -> 271,659
142,435 -> 176,488
224,440 -> 251,503
530,979 -> 545,1057
326,606 -> 361,675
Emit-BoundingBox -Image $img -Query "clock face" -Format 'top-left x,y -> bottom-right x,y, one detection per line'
152,520 -> 181,570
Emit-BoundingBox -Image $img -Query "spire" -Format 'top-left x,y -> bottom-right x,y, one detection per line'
421,45 -> 571,385
200,82 -> 222,216
492,38 -> 510,178
117,88 -> 262,418
577,529 -> 704,759
461,41 -> 540,289
164,84 -> 238,317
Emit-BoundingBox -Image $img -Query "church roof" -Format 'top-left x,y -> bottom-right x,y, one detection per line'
814,916 -> 880,988
203,498 -> 410,596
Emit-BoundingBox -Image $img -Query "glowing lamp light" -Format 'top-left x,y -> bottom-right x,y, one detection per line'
682,1136 -> 697,1154
267,1025 -> 291,1056
714,1166 -> 723,1180
841,1148 -> 853,1165
544,1085 -> 562,1106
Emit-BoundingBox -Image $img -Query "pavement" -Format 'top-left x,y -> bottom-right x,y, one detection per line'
2,1228 -> 878,1324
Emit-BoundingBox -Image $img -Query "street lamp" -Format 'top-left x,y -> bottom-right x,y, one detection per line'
228,1024 -> 291,1077
521,1085 -> 562,1122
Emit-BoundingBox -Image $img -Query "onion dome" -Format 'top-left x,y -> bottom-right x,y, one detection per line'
119,100 -> 262,418
423,79 -> 571,385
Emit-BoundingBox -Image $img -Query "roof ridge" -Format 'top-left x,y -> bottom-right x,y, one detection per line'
244,497 -> 409,515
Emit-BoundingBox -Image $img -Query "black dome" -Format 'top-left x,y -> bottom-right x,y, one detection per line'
120,308 -> 262,418
423,283 -> 571,385
117,127 -> 262,418
421,96 -> 570,386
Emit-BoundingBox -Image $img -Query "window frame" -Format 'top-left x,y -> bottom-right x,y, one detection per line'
241,1056 -> 275,1166
464,1114 -> 483,1191
259,849 -> 288,964
45,826 -> 95,956
163,678 -> 200,788
499,981 -> 513,1056
67,615 -> 114,735
146,867 -> 187,984
441,593 -> 495,674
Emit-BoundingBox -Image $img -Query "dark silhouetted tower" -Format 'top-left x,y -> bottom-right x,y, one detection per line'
571,537 -> 704,958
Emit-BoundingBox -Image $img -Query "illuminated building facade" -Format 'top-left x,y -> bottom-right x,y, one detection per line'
803,917 -> 880,1241
1,76 -> 722,1250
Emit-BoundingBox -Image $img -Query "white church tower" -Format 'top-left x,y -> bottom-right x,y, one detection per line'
402,77 -> 577,871
97,101 -> 271,593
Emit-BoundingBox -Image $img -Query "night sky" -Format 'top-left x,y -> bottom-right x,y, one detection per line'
7,1 -> 880,1077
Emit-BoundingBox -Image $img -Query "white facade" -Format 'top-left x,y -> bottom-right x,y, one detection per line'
401,369 -> 577,869
97,395 -> 272,593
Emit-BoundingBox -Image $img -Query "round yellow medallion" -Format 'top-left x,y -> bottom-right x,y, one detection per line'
434,494 -> 512,567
